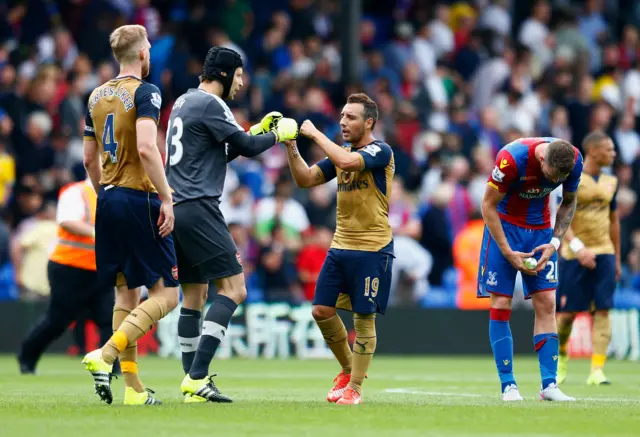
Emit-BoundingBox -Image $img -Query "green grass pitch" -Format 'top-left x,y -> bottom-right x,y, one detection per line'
1,355 -> 639,436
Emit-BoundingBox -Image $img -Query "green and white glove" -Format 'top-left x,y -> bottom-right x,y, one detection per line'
272,117 -> 298,142
249,111 -> 283,135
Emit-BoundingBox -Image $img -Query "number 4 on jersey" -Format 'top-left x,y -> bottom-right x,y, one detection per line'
103,113 -> 118,163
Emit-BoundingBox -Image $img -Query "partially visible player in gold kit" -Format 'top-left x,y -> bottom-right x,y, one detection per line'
556,131 -> 620,385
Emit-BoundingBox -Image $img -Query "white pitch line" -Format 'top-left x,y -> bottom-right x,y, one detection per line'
384,388 -> 482,397
384,388 -> 640,403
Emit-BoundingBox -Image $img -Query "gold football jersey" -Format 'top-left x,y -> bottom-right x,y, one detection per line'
83,76 -> 162,192
560,173 -> 617,260
314,141 -> 395,253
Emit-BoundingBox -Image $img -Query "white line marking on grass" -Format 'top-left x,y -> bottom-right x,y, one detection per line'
384,388 -> 640,403
384,388 -> 482,397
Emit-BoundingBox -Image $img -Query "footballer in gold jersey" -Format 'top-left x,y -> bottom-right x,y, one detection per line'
556,132 -> 620,386
284,93 -> 395,405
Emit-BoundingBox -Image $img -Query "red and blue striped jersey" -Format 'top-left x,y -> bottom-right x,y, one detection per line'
487,137 -> 583,229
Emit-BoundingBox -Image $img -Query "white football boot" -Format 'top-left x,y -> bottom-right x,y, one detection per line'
502,384 -> 524,401
539,383 -> 576,401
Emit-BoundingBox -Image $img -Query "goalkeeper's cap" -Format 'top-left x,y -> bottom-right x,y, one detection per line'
202,46 -> 243,99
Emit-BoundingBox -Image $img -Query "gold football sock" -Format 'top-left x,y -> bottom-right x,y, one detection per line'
316,315 -> 352,373
591,312 -> 611,370
557,315 -> 574,357
113,305 -> 144,392
348,313 -> 377,394
102,298 -> 168,365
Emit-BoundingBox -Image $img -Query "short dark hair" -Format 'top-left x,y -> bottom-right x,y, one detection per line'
346,93 -> 378,130
582,130 -> 611,154
546,139 -> 576,175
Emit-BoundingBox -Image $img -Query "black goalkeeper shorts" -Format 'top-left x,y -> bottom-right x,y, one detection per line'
172,198 -> 243,284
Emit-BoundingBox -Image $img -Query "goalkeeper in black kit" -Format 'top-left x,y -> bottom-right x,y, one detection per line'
165,46 -> 298,402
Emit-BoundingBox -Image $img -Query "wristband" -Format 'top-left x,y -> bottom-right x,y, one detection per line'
569,238 -> 585,253
550,237 -> 561,251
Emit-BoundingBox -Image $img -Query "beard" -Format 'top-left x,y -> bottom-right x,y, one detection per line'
348,126 -> 365,144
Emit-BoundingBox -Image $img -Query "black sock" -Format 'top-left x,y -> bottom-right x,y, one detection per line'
189,295 -> 237,380
178,307 -> 202,374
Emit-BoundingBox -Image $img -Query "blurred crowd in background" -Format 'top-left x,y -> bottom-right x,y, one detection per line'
2,0 -> 640,309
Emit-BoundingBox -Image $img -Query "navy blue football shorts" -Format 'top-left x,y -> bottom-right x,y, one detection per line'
314,248 -> 394,315
556,254 -> 616,312
95,186 -> 179,289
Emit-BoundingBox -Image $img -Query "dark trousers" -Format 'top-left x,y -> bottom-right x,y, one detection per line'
19,261 -> 114,371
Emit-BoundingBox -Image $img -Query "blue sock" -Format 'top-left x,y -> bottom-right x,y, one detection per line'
534,333 -> 559,389
489,309 -> 515,392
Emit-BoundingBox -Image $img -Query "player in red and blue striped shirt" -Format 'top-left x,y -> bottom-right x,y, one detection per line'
478,137 -> 582,402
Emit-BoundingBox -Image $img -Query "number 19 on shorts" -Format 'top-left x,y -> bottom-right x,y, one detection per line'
364,277 -> 379,297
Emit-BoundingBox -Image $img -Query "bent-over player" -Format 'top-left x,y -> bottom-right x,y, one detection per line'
556,131 -> 620,386
167,46 -> 298,403
82,25 -> 179,405
285,93 -> 395,405
478,137 -> 582,401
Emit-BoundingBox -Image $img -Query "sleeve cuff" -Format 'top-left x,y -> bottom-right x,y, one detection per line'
136,116 -> 159,125
487,181 -> 501,191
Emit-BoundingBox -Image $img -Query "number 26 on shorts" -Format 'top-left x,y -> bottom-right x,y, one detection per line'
364,276 -> 379,297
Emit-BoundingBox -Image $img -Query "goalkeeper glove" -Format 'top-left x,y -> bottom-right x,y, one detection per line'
272,118 -> 298,142
249,111 -> 283,135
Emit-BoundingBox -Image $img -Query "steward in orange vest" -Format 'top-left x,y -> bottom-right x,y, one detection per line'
18,179 -> 115,374
50,180 -> 97,270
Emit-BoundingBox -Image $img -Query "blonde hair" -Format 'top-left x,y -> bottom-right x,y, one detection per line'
109,25 -> 148,64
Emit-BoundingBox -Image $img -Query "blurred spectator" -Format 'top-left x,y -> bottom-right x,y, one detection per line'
16,111 -> 54,178
297,226 -> 332,302
221,184 -> 255,228
518,0 -> 552,72
389,179 -> 431,305
229,220 -> 259,278
479,0 -> 511,38
6,175 -> 44,228
429,3 -> 454,58
255,173 -> 309,249
257,220 -> 301,304
384,22 -> 415,78
220,0 -> 254,44
618,186 -> 639,261
419,183 -> 454,286
474,106 -> 502,156
12,201 -> 57,300
0,139 -> 15,207
454,29 -> 483,82
614,113 -> 640,165
618,24 -> 639,71
304,184 -> 336,229
579,0 -> 609,72
413,23 -> 436,78
545,105 -> 572,141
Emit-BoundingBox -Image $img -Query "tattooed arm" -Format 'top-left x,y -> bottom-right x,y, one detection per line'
532,190 -> 578,273
284,140 -> 334,188
553,190 -> 577,241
